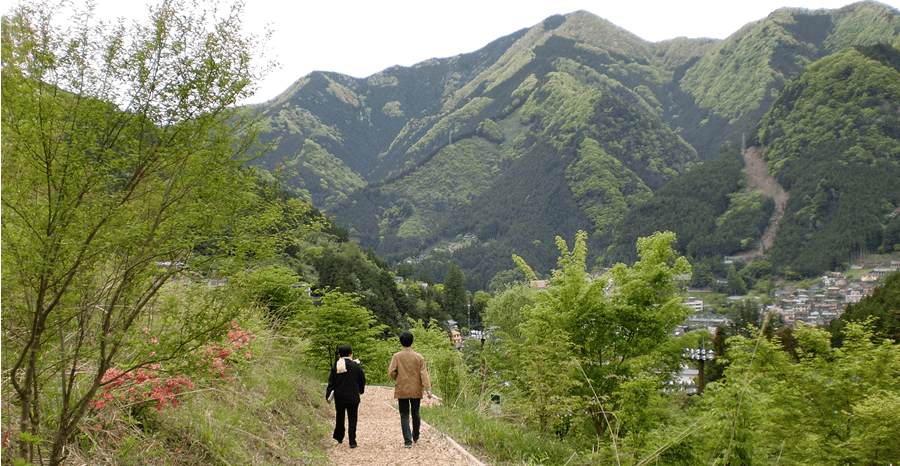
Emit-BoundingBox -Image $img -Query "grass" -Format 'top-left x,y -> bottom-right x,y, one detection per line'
423,402 -> 581,465
58,330 -> 334,465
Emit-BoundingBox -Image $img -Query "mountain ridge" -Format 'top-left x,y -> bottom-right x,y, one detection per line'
246,2 -> 900,288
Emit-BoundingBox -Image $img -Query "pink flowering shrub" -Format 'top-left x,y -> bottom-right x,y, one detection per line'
91,322 -> 256,412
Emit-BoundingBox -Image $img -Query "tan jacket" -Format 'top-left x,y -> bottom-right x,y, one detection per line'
388,347 -> 431,399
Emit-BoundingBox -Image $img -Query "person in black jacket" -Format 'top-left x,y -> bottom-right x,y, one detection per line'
326,344 -> 366,448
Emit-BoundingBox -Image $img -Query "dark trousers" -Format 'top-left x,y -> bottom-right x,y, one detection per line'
333,401 -> 359,445
398,398 -> 421,445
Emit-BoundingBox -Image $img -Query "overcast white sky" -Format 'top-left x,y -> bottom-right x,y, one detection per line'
4,0 -> 898,103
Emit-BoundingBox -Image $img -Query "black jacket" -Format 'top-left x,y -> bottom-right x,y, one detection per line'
326,358 -> 366,404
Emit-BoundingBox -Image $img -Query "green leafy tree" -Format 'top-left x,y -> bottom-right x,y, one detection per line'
488,268 -> 528,295
827,270 -> 900,345
0,1 -> 273,463
302,290 -> 386,371
689,261 -> 714,289
726,266 -> 748,296
727,302 -> 762,337
237,265 -> 308,324
511,319 -> 580,437
483,284 -> 536,341
701,320 -> 900,465
470,290 -> 491,327
512,230 -> 692,441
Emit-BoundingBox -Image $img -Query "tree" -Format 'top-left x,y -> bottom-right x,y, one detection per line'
443,264 -> 468,324
727,302 -> 762,337
470,290 -> 491,329
301,291 -> 387,371
827,270 -> 900,346
237,265 -> 308,324
511,230 -> 692,441
725,266 -> 747,296
1,1 -> 273,463
689,261 -> 714,289
511,319 -> 580,437
702,321 -> 900,465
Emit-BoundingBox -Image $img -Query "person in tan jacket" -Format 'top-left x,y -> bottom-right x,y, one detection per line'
388,330 -> 431,447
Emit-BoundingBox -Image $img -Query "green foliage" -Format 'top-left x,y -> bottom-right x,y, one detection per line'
756,45 -> 900,275
442,264 -> 468,323
827,270 -> 900,345
422,404 -> 578,465
299,290 -> 387,371
701,321 -> 900,465
510,319 -> 581,437
60,315 -> 333,465
484,284 -> 536,341
312,242 -> 410,330
476,118 -> 504,142
377,137 -> 504,244
236,266 -> 308,324
0,0 -> 273,463
608,149 -> 745,265
508,230 -> 692,442
408,97 -> 494,155
567,138 -> 652,236
713,191 -> 775,251
281,139 -> 366,203
487,267 -> 529,295
680,5 -> 899,126
827,3 -> 900,51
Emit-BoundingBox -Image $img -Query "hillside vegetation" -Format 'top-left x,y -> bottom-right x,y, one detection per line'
4,2 -> 900,465
248,3 -> 900,287
755,43 -> 900,275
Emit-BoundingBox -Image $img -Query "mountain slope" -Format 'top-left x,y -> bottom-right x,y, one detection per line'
755,43 -> 900,275
607,43 -> 900,273
246,3 -> 900,286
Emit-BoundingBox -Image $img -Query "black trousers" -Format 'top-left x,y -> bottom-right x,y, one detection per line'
333,401 -> 359,445
398,398 -> 421,445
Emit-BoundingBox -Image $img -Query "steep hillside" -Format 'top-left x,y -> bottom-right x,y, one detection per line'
608,44 -> 900,276
605,147 -> 774,266
678,2 -> 900,153
246,3 -> 900,286
754,43 -> 900,275
741,146 -> 789,260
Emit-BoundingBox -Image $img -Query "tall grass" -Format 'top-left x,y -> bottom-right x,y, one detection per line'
57,328 -> 334,465
423,402 -> 580,465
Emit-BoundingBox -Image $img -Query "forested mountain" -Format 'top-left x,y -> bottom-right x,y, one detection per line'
755,43 -> 900,274
247,2 -> 900,288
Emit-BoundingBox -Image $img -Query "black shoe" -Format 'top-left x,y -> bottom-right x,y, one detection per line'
404,442 -> 413,448
350,443 -> 358,449
333,438 -> 342,444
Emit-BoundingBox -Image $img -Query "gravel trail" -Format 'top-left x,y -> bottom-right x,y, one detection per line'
326,386 -> 485,466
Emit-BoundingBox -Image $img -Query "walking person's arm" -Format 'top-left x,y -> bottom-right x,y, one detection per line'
357,363 -> 366,395
388,354 -> 399,382
326,365 -> 337,403
420,357 -> 432,398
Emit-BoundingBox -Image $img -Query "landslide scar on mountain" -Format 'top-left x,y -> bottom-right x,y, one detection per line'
742,146 -> 789,260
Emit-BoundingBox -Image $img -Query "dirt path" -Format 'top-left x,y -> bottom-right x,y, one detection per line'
326,386 -> 485,466
739,147 -> 790,261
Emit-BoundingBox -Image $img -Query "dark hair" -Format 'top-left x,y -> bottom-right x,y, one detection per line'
399,330 -> 413,347
338,344 -> 352,357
